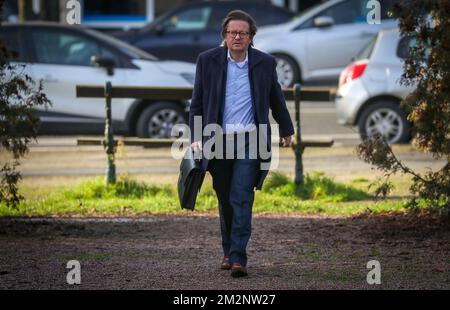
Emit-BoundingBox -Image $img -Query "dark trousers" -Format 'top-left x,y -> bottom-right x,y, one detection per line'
207,132 -> 260,267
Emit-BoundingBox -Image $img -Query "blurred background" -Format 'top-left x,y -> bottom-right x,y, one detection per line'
1,0 -> 410,146
1,0 -> 322,28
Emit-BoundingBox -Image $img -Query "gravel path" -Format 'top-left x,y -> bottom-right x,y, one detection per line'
0,213 -> 449,290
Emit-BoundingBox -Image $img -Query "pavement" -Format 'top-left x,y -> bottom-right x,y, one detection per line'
13,141 -> 444,180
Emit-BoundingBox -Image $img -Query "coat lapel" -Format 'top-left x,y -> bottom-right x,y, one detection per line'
212,46 -> 228,72
248,46 -> 264,71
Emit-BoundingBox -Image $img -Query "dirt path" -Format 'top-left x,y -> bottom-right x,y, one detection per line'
0,213 -> 448,289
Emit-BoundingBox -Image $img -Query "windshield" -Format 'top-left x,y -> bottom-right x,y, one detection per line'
86,28 -> 158,61
139,10 -> 172,33
293,1 -> 328,19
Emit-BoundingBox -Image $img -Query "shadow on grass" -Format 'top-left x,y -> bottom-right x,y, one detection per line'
262,171 -> 370,202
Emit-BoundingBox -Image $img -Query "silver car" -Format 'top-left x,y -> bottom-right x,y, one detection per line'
0,23 -> 196,138
254,0 -> 398,87
335,28 -> 415,144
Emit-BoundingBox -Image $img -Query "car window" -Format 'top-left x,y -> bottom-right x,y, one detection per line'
98,45 -> 123,66
86,28 -> 158,61
250,6 -> 292,26
31,30 -> 100,66
208,3 -> 292,31
84,0 -> 145,20
296,0 -> 363,30
318,0 -> 366,25
380,0 -> 397,20
208,5 -> 232,32
162,6 -> 212,32
356,33 -> 378,60
267,9 -> 293,25
0,28 -> 27,62
396,36 -> 429,60
297,0 -> 396,30
31,30 -> 107,66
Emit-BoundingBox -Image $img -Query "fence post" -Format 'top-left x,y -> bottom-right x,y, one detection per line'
18,0 -> 34,22
103,81 -> 116,184
293,83 -> 305,185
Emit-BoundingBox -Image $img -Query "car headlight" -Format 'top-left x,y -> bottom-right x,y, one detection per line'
180,72 -> 195,85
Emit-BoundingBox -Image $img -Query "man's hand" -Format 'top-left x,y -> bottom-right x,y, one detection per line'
191,141 -> 201,152
280,135 -> 293,147
190,141 -> 202,161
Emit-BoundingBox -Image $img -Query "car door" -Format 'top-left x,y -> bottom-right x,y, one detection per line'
27,27 -> 133,125
301,0 -> 396,80
135,4 -> 213,63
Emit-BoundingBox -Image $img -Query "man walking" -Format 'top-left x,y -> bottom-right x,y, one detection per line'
189,10 -> 294,277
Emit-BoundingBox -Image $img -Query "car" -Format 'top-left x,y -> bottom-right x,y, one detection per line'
112,0 -> 294,63
254,0 -> 398,87
335,28 -> 416,144
0,22 -> 196,138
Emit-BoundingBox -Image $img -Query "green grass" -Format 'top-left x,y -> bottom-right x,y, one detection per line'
262,172 -> 369,202
0,173 -> 418,217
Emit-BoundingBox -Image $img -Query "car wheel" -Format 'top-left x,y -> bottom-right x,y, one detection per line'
273,54 -> 300,88
358,100 -> 411,144
136,102 -> 186,138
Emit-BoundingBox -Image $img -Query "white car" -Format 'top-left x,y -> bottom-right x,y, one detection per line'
335,28 -> 415,144
254,0 -> 398,87
0,22 -> 196,138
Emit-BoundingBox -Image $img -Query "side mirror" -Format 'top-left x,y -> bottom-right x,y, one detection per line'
91,55 -> 115,76
313,16 -> 334,28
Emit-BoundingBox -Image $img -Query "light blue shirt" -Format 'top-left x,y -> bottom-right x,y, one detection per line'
222,49 -> 256,134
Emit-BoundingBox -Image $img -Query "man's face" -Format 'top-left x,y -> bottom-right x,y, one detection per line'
225,20 -> 251,54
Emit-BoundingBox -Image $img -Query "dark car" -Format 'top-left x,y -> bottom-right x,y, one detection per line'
113,0 -> 294,63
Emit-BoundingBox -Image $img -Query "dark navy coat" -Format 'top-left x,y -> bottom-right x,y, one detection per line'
189,45 -> 294,189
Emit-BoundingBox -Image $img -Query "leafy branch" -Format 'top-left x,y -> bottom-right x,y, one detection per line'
0,7 -> 51,207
